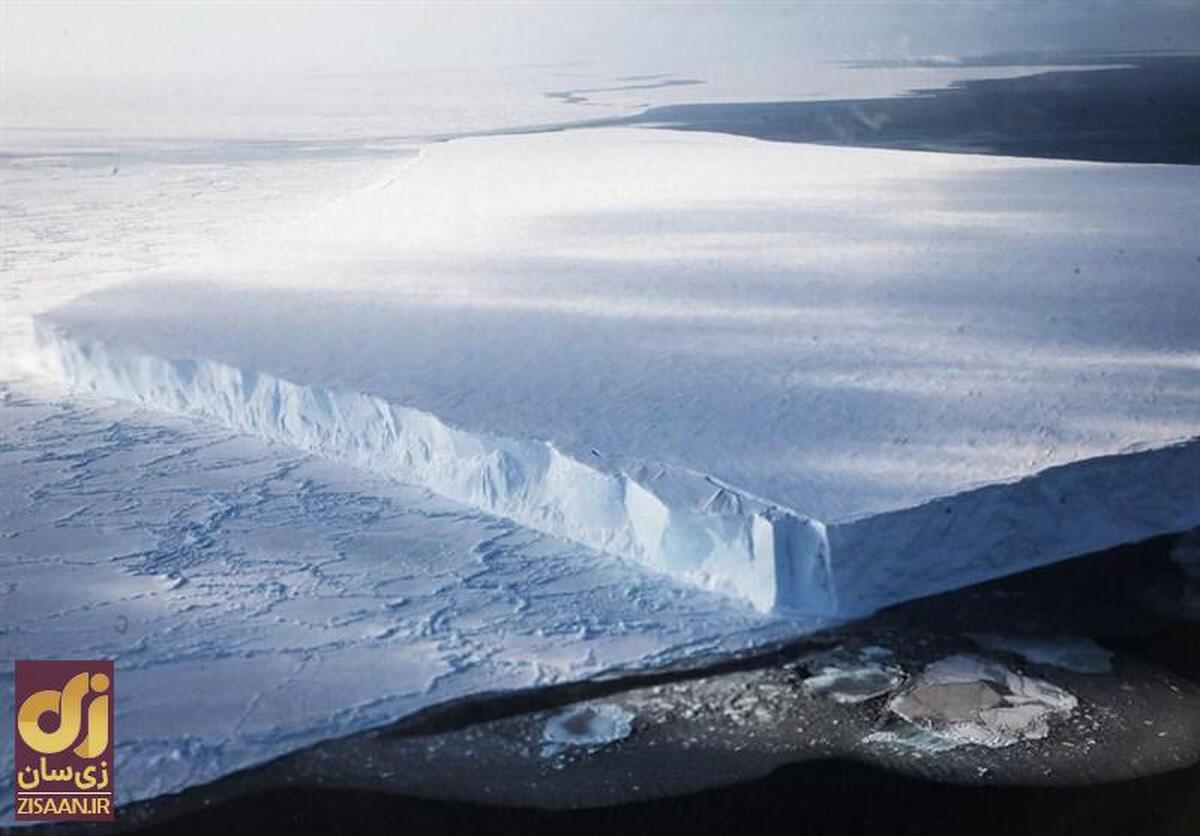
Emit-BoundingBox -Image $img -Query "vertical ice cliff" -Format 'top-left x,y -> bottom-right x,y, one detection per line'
33,322 -> 834,614
30,320 -> 1200,618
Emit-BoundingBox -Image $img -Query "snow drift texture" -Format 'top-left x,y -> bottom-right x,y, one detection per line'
34,129 -> 1200,616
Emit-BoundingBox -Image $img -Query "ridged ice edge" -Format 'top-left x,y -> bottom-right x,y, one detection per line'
31,320 -> 837,615
33,319 -> 1199,619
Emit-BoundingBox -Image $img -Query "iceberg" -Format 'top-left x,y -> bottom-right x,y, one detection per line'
31,128 -> 1200,616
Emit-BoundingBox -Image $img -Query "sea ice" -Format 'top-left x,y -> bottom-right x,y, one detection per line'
6,56 -> 1197,824
802,665 -> 906,705
801,646 -> 906,704
0,390 -> 793,821
862,726 -> 963,754
881,654 -> 1077,749
542,703 -> 636,756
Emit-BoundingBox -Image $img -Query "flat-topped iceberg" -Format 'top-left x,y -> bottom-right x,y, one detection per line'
33,128 -> 1200,615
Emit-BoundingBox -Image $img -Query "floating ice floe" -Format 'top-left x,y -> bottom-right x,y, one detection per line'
968,634 -> 1114,674
542,703 -> 636,757
875,654 -> 1077,750
862,726 -> 963,754
803,665 -> 906,705
801,646 -> 906,704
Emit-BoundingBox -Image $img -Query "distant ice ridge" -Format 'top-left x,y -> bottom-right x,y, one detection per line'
33,321 -> 834,614
33,320 -> 1200,618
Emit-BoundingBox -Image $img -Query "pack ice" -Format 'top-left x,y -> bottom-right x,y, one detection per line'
32,128 -> 1200,616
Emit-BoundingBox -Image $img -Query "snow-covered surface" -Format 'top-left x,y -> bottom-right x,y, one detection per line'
3,55 -> 1198,820
0,384 -> 796,818
0,131 -> 807,822
2,62 -> 1075,151
29,325 -> 832,613
32,128 -> 1200,614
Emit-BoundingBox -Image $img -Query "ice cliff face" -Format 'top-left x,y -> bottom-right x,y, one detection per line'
32,322 -> 834,614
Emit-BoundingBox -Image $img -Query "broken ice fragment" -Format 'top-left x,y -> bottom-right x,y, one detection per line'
883,654 -> 1077,749
800,645 -> 905,704
541,702 -> 635,757
802,664 -> 905,704
863,726 -> 962,754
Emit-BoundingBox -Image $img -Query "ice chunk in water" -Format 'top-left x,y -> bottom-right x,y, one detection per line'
542,703 -> 635,756
801,646 -> 906,704
881,654 -> 1077,750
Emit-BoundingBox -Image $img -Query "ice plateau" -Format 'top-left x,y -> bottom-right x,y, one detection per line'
31,128 -> 1200,617
30,128 -> 1200,617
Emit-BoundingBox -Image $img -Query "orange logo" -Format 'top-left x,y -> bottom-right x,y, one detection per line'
14,660 -> 114,821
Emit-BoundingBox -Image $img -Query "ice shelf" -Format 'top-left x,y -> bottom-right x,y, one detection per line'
32,128 -> 1200,616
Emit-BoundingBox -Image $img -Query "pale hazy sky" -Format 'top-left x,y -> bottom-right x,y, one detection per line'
4,1 -> 1199,85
